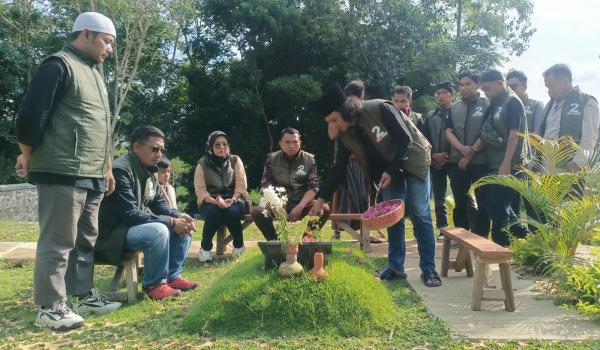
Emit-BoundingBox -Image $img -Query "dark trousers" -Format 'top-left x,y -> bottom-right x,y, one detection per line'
430,165 -> 449,228
448,163 -> 490,237
198,202 -> 246,251
251,201 -> 331,241
487,181 -> 529,247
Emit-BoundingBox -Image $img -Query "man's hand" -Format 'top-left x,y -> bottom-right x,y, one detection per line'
431,152 -> 449,170
458,156 -> 471,170
104,170 -> 116,196
566,162 -> 581,173
498,162 -> 511,176
15,154 -> 29,178
459,145 -> 474,157
378,172 -> 392,189
172,216 -> 194,236
309,198 -> 326,216
287,203 -> 305,222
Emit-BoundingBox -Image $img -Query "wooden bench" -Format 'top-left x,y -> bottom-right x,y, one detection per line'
329,213 -> 371,252
215,214 -> 253,256
105,251 -> 143,302
440,227 -> 515,312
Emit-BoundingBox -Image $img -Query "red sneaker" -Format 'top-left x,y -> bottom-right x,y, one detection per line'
167,277 -> 198,291
144,283 -> 180,300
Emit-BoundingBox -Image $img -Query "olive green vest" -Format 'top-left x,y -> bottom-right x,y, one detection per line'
449,93 -> 489,164
540,88 -> 596,143
96,153 -> 158,266
28,44 -> 112,178
338,99 -> 431,180
199,155 -> 239,200
269,150 -> 315,206
408,110 -> 425,132
522,95 -> 543,133
481,89 -> 525,170
424,108 -> 451,154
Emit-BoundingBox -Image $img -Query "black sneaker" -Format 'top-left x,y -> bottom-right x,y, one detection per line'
73,288 -> 122,316
36,301 -> 84,331
375,266 -> 407,280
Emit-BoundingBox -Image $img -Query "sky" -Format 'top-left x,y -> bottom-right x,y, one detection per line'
500,0 -> 600,102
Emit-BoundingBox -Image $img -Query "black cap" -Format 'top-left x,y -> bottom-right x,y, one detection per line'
314,84 -> 346,117
435,81 -> 455,92
481,69 -> 504,82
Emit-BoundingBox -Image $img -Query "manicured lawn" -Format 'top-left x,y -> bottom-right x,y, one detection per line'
1,247 -> 599,349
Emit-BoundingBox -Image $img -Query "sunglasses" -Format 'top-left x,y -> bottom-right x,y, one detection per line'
150,145 -> 167,154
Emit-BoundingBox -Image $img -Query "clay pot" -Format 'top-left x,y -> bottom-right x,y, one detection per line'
309,252 -> 328,281
278,244 -> 304,277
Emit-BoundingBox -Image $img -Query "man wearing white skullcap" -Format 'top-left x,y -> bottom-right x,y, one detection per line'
15,12 -> 120,331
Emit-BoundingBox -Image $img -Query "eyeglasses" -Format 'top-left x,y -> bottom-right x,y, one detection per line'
508,83 -> 523,90
214,142 -> 229,148
150,145 -> 167,154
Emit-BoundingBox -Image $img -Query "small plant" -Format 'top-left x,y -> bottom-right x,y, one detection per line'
259,186 -> 301,246
554,254 -> 600,318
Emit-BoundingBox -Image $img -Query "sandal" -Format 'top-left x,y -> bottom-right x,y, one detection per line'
421,271 -> 442,287
375,266 -> 407,280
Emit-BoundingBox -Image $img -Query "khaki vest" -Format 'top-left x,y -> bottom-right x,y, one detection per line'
199,155 -> 239,199
338,99 -> 431,180
28,44 -> 112,178
481,89 -> 525,170
449,93 -> 489,164
269,150 -> 315,206
424,108 -> 451,154
540,88 -> 596,143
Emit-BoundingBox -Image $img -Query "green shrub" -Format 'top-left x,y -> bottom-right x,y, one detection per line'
557,258 -> 600,318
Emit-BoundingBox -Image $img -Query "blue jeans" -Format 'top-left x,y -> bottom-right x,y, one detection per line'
383,172 -> 437,274
125,222 -> 192,288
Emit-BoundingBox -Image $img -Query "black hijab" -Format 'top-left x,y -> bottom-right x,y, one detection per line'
205,131 -> 230,166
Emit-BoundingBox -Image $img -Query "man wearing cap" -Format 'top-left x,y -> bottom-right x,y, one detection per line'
539,64 -> 599,173
423,81 -> 455,238
15,12 -> 120,331
312,84 -> 442,287
479,69 -> 529,246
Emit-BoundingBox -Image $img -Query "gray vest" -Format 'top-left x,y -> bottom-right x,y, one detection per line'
540,88 -> 596,143
522,96 -> 543,133
28,44 -> 112,178
481,89 -> 525,170
338,99 -> 431,180
269,150 -> 315,206
449,93 -> 489,164
199,155 -> 239,200
424,108 -> 451,155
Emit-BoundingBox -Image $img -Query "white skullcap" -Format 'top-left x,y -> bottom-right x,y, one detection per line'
72,12 -> 116,38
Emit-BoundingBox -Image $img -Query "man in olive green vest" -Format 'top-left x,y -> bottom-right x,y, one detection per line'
312,84 -> 442,287
423,81 -> 455,238
540,64 -> 599,173
15,12 -> 120,331
445,69 -> 490,238
252,127 -> 330,240
479,69 -> 529,247
392,85 -> 425,133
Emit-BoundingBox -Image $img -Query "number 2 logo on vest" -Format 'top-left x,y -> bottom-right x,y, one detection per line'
472,106 -> 484,118
296,165 -> 306,176
372,126 -> 388,143
567,103 -> 581,116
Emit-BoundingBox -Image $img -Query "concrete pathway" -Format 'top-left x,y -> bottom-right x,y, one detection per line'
2,239 -> 599,340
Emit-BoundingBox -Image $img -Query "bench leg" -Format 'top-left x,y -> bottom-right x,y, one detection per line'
125,261 -> 138,302
499,263 -> 516,312
361,223 -> 371,253
465,251 -> 474,277
441,237 -> 451,277
111,265 -> 125,292
216,226 -> 226,256
471,261 -> 487,311
454,245 -> 470,273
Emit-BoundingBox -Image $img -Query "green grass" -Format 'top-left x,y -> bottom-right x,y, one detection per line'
1,250 -> 600,349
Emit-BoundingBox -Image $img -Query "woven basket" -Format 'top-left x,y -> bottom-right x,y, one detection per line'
361,199 -> 405,230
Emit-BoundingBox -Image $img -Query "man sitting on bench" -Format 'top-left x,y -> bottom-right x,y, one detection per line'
251,127 -> 330,240
95,126 -> 198,300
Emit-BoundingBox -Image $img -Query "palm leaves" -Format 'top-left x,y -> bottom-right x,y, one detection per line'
473,134 -> 600,265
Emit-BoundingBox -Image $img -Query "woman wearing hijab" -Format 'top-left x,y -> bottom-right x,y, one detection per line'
194,131 -> 248,262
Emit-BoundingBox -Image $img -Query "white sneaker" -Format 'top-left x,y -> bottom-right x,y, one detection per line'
36,301 -> 84,331
73,288 -> 122,316
199,249 -> 213,262
233,247 -> 245,257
